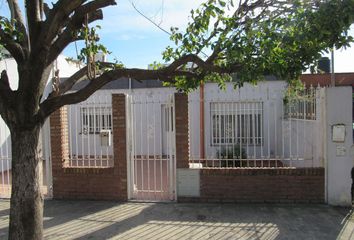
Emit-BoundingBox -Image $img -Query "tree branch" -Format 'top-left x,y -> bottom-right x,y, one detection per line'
0,71 -> 16,125
6,0 -> 29,49
0,29 -> 25,62
43,0 -> 87,47
38,66 -> 199,120
46,0 -> 114,64
25,0 -> 41,46
47,66 -> 88,99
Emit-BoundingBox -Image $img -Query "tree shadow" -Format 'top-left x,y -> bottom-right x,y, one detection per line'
0,200 -> 352,240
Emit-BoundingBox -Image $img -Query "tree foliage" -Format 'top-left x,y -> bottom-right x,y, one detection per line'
163,0 -> 354,91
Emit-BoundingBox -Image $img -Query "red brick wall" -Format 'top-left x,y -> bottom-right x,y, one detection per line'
179,168 -> 324,203
175,93 -> 189,169
50,94 -> 127,201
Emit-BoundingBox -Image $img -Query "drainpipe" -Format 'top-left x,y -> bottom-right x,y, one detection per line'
200,83 -> 205,160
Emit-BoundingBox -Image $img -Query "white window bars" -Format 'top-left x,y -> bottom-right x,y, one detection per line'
188,83 -> 324,169
67,93 -> 113,168
80,107 -> 112,135
211,102 -> 263,145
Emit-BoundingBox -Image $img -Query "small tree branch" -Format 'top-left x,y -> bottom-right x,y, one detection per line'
0,30 -> 25,62
46,7 -> 105,64
0,70 -> 11,90
6,0 -> 29,49
25,0 -> 41,46
0,71 -> 16,125
47,66 -> 88,99
38,66 -> 199,120
43,0 -> 87,47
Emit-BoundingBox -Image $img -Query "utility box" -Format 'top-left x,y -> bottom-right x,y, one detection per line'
100,130 -> 111,146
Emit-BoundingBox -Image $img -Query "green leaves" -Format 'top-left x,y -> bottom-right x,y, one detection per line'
77,25 -> 111,63
163,0 -> 354,90
0,17 -> 24,43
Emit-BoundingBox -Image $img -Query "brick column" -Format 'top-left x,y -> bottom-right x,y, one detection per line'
112,94 -> 128,201
50,107 -> 69,194
174,93 -> 189,168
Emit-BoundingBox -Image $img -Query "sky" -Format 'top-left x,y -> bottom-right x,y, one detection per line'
0,0 -> 354,72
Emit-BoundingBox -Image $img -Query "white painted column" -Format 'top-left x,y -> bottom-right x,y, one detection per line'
326,86 -> 353,206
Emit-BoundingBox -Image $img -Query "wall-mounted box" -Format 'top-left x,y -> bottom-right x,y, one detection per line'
100,130 -> 111,146
177,169 -> 200,197
332,124 -> 346,143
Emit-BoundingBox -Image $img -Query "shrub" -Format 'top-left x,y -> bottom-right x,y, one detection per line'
216,145 -> 247,167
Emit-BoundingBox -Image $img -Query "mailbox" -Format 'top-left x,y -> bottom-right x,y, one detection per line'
332,124 -> 346,143
100,129 -> 111,146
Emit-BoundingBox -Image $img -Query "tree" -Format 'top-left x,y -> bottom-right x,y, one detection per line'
0,0 -> 353,239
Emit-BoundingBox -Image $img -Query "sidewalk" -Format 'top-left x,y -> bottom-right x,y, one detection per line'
0,200 -> 352,239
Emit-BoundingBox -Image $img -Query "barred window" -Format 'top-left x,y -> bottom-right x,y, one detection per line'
81,107 -> 112,134
210,102 -> 263,145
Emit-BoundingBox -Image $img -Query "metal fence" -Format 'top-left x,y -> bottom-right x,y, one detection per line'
188,82 -> 325,168
0,117 -> 52,198
66,92 -> 114,168
126,91 -> 176,201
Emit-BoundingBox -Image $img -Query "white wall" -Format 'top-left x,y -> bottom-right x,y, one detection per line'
68,81 -> 326,169
67,88 -> 176,158
188,81 -> 324,167
0,58 -> 18,90
326,86 -> 353,206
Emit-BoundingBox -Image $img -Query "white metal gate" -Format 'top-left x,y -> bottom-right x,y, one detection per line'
126,93 -> 176,202
0,117 -> 52,198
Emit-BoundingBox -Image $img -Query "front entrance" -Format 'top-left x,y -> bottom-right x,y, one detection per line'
126,93 -> 176,201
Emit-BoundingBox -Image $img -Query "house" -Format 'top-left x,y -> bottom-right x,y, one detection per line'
52,73 -> 348,202
0,56 -> 353,206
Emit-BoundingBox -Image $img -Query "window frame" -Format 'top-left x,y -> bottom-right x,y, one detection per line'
80,106 -> 112,135
210,102 -> 263,146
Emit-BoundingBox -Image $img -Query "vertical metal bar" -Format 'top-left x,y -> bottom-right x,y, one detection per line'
274,99 -> 277,159
106,94 -> 111,165
146,95 -> 151,200
245,101 -> 249,167
289,92 -> 292,167
99,95 -> 103,167
267,99 -> 270,159
223,102 -> 227,167
153,94 -> 157,200
296,90 -> 299,161
140,94 -> 144,200
5,124 -> 10,195
68,105 -> 72,166
217,102 -> 221,167
169,94 -> 175,200
253,102 -> 256,162
303,89 -> 306,160
75,104 -> 79,167
159,95 -> 163,199
232,102 -> 235,167
282,91 -> 285,160
87,103 -> 91,167
93,99 -> 97,167
133,95 -> 138,199
80,105 -> 84,167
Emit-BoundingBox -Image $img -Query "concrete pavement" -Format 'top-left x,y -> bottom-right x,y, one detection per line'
0,200 -> 352,239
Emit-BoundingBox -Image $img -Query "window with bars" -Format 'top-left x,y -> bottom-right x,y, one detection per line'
210,102 -> 263,145
81,107 -> 112,134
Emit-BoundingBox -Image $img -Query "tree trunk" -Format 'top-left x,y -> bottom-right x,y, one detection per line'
8,126 -> 43,240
